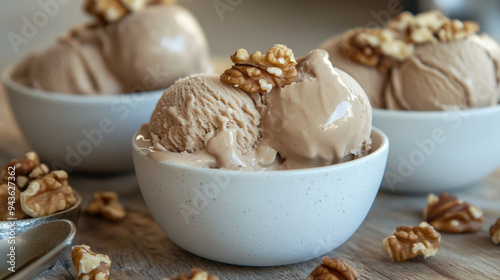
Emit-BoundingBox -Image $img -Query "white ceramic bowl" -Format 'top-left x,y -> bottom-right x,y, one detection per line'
133,128 -> 389,266
2,66 -> 162,173
373,107 -> 500,193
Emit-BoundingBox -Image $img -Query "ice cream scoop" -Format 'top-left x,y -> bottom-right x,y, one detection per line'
260,49 -> 372,169
140,46 -> 372,171
149,73 -> 260,155
320,30 -> 387,109
320,11 -> 500,111
385,34 -> 500,110
12,4 -> 212,95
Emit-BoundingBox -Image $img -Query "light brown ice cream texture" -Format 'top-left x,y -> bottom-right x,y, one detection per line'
320,11 -> 500,111
138,49 -> 372,171
12,5 -> 212,95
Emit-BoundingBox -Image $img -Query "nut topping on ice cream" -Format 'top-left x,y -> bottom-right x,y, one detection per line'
321,10 -> 500,111
12,1 -> 212,95
341,28 -> 413,72
85,0 -> 176,23
220,44 -> 297,93
138,45 -> 372,170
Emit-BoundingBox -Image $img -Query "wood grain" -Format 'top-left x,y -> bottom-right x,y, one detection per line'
1,86 -> 499,280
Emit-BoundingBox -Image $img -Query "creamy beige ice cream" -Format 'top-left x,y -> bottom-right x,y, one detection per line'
260,49 -> 372,169
320,30 -> 387,109
136,46 -> 372,171
149,74 -> 260,154
12,3 -> 212,95
320,11 -> 500,111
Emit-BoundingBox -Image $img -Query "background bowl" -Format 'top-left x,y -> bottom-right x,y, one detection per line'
2,66 -> 163,173
132,128 -> 389,266
0,190 -> 81,239
373,107 -> 500,193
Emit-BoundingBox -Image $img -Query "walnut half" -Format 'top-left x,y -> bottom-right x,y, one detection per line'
72,245 -> 111,280
85,192 -> 126,221
220,44 -> 297,93
307,257 -> 358,280
20,170 -> 77,218
340,28 -> 413,73
382,222 -> 441,262
491,218 -> 500,245
165,268 -> 220,280
0,183 -> 28,221
424,193 -> 483,233
85,0 -> 176,23
1,151 -> 48,189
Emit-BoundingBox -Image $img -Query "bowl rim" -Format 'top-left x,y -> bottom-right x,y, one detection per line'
133,127 -> 389,175
1,64 -> 165,104
0,189 -> 82,226
372,106 -> 500,118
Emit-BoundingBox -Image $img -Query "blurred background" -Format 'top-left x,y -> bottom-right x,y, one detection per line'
0,0 -> 499,73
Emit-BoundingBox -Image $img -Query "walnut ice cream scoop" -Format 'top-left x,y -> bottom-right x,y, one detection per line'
12,3 -> 212,95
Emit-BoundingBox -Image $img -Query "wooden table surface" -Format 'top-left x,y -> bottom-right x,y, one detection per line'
1,85 -> 499,280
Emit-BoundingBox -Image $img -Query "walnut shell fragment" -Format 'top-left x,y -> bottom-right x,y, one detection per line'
72,244 -> 112,280
20,170 -> 77,218
490,218 -> 500,245
424,193 -> 483,233
85,191 -> 126,221
166,268 -> 220,280
220,44 -> 297,93
307,257 -> 358,280
382,222 -> 441,262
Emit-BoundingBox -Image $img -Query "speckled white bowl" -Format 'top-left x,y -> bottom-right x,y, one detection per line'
132,128 -> 389,266
2,66 -> 162,173
373,107 -> 500,193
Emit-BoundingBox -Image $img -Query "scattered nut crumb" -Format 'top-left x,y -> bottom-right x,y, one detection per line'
307,257 -> 358,280
20,170 -> 77,218
424,193 -> 483,233
165,268 -> 220,280
220,44 -> 297,93
72,245 -> 111,280
490,218 -> 500,245
382,222 -> 441,262
85,191 -> 126,221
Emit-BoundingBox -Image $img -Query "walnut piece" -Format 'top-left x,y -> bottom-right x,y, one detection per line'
85,192 -> 126,221
341,28 -> 413,72
85,0 -> 176,23
220,44 -> 297,93
490,218 -> 500,245
436,20 -> 479,42
307,257 -> 358,280
72,245 -> 111,280
424,193 -> 483,233
0,183 -> 28,221
387,10 -> 479,44
20,170 -> 77,218
1,151 -> 48,189
382,222 -> 441,262
166,268 -> 220,280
